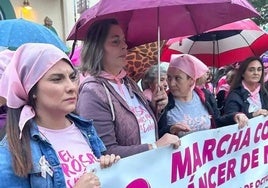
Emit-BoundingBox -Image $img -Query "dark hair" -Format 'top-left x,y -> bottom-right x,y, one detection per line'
230,56 -> 266,92
6,85 -> 37,177
81,18 -> 119,76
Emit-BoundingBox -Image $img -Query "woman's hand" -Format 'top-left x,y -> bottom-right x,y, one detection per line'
252,109 -> 268,117
74,154 -> 120,188
234,113 -> 248,129
151,85 -> 168,114
74,172 -> 101,188
98,154 -> 120,169
154,133 -> 181,149
170,122 -> 191,135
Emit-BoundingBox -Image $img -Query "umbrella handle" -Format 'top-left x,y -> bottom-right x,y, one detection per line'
157,25 -> 161,86
69,40 -> 77,59
69,21 -> 83,59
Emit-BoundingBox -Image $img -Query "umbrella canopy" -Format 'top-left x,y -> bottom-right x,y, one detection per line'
0,18 -> 69,52
67,0 -> 259,48
161,19 -> 268,67
125,41 -> 166,82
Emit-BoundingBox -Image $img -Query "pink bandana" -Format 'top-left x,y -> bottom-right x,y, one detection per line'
169,54 -> 209,80
98,69 -> 127,95
242,80 -> 261,104
0,43 -> 71,138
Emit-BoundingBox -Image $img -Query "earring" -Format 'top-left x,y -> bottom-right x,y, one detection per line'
33,94 -> 37,99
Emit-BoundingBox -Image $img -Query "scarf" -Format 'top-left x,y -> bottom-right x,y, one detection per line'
242,80 -> 261,105
98,69 -> 127,95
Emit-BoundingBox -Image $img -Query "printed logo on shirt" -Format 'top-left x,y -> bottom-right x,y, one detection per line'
58,150 -> 98,188
130,105 -> 155,134
178,114 -> 211,137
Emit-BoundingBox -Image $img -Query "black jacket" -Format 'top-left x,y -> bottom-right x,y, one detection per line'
224,85 -> 268,119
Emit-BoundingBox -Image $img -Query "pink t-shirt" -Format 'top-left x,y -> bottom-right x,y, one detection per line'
38,123 -> 98,188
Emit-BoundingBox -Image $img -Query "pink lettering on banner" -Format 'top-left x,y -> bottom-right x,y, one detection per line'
188,159 -> 236,188
172,148 -> 193,182
254,121 -> 268,143
227,128 -> 250,154
202,139 -> 216,163
216,134 -> 231,158
171,127 -> 251,184
244,174 -> 268,188
126,178 -> 151,188
217,159 -> 236,186
192,143 -> 203,173
264,145 -> 268,164
172,142 -> 205,183
240,148 -> 259,173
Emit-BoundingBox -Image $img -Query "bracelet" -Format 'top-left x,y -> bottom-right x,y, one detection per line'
151,142 -> 158,150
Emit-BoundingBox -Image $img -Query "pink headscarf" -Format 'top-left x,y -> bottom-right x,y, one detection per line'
169,54 -> 209,80
0,49 -> 14,79
0,43 -> 71,138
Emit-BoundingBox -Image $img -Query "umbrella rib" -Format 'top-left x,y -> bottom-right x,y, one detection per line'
185,5 -> 199,34
216,40 -> 220,68
239,33 -> 255,55
188,42 -> 195,54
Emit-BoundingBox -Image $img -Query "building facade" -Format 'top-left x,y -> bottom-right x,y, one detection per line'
0,0 -> 99,48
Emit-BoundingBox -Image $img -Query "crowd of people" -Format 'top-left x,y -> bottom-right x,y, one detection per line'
0,17 -> 267,187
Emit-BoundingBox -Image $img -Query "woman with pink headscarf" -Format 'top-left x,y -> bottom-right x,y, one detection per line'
158,54 -> 248,138
0,43 -> 120,188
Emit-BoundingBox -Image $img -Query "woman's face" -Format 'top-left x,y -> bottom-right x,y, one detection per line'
103,25 -> 128,75
242,60 -> 263,85
35,60 -> 79,117
151,74 -> 168,91
167,67 -> 194,99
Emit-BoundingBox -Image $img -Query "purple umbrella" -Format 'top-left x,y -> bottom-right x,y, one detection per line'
67,0 -> 259,84
67,0 -> 259,48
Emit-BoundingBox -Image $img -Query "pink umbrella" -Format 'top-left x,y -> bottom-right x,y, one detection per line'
161,19 -> 268,67
67,0 -> 259,48
67,0 -> 259,84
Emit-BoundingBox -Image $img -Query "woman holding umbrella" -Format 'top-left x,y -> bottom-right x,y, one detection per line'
76,18 -> 180,158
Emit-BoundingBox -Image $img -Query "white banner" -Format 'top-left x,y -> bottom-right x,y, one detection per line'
93,116 -> 268,188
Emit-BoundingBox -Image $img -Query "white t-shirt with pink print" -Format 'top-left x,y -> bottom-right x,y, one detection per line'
109,81 -> 156,144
